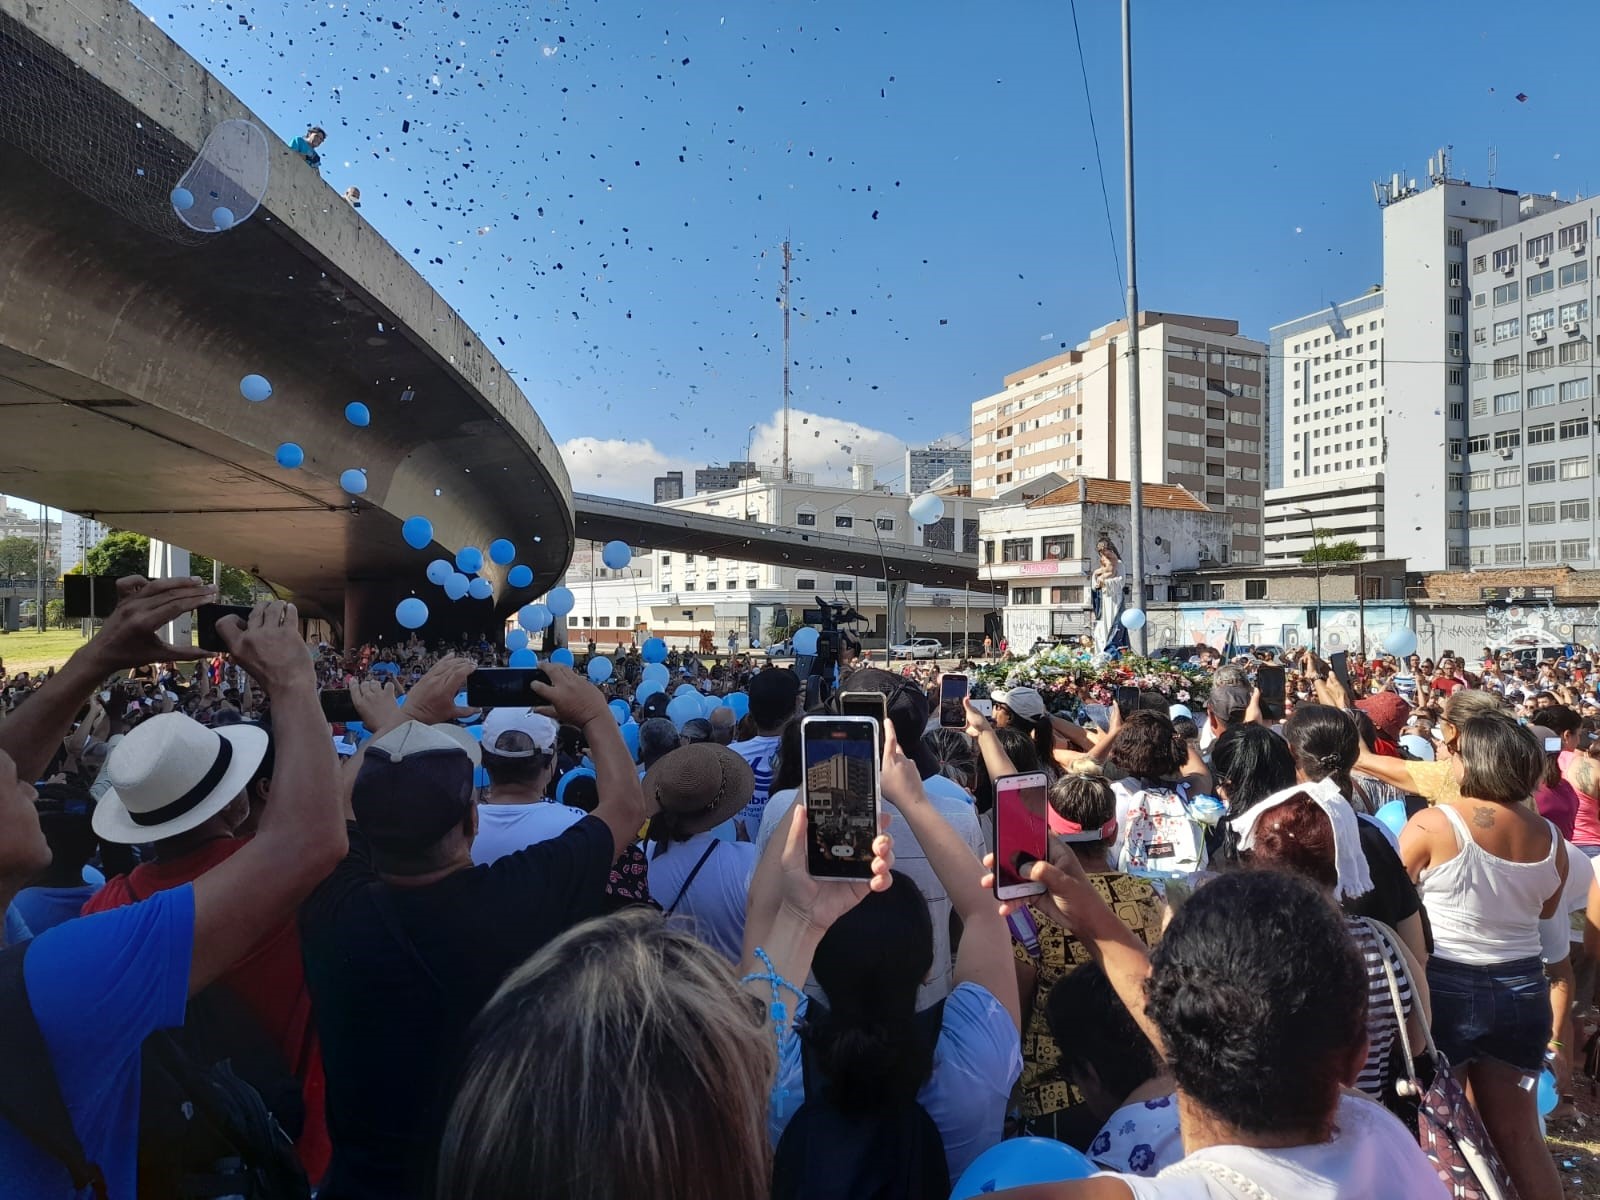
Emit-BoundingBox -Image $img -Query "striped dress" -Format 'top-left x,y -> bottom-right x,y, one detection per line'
1347,918 -> 1413,1097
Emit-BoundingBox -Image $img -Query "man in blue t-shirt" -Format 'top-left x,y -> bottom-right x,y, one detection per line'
0,578 -> 346,1199
287,125 -> 326,168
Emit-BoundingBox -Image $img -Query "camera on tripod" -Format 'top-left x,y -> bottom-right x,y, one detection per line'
798,595 -> 866,707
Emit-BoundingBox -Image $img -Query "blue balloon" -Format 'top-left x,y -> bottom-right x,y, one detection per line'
1374,799 -> 1409,838
545,586 -> 576,617
557,767 -> 596,806
426,558 -> 453,585
455,546 -> 484,574
489,538 -> 516,565
666,694 -> 703,730
792,627 -> 820,656
395,597 -> 428,630
642,636 -> 668,663
703,694 -> 725,718
239,374 -> 272,402
212,206 -> 236,230
509,648 -> 539,668
444,572 -> 470,600
1538,1068 -> 1558,1117
401,515 -> 433,550
724,692 -> 750,719
340,468 -> 367,495
274,442 -> 304,469
344,401 -> 371,427
951,1138 -> 1097,1199
601,540 -> 632,570
641,662 -> 669,688
507,564 -> 533,589
636,680 -> 665,703
619,723 -> 641,761
518,603 -> 552,632
550,647 -> 575,667
506,629 -> 529,651
468,577 -> 493,601
674,683 -> 699,699
609,698 -> 631,725
588,656 -> 614,684
170,186 -> 194,211
1385,627 -> 1418,658
1121,608 -> 1147,631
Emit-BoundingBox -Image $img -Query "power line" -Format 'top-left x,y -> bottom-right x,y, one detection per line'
1068,0 -> 1125,296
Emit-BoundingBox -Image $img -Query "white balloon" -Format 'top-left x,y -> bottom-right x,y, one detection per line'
909,492 -> 945,525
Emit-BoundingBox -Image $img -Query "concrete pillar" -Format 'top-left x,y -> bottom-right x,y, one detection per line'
146,539 -> 192,648
886,581 -> 909,647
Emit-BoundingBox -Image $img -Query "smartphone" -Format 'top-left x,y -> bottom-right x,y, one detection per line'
1329,651 -> 1350,690
1545,736 -> 1563,752
993,771 -> 1050,900
319,689 -> 361,724
1256,664 -> 1286,721
800,715 -> 881,881
939,675 -> 969,729
839,690 -> 888,733
195,603 -> 254,652
1114,685 -> 1139,716
466,667 -> 552,708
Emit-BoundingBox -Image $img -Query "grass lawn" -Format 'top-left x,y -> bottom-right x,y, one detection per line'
0,627 -> 93,675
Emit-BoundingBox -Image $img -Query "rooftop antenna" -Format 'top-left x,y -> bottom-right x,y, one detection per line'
780,238 -> 793,482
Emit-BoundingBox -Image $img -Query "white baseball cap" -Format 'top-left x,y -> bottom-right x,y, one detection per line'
480,708 -> 559,758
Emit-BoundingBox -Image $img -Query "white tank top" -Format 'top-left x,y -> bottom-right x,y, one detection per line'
1419,805 -> 1562,965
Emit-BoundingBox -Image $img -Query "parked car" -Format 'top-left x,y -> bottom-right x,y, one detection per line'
889,637 -> 946,660
763,639 -> 791,658
1150,645 -> 1205,664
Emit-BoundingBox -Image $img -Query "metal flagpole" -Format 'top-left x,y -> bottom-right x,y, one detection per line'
1121,0 -> 1147,654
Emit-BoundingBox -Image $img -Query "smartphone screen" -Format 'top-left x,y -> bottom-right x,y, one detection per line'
319,689 -> 361,724
939,675 -> 969,728
801,716 -> 880,881
1256,664 -> 1286,720
1114,685 -> 1139,716
465,668 -> 551,708
1329,651 -> 1350,689
195,603 -> 254,652
840,691 -> 887,733
994,772 -> 1050,899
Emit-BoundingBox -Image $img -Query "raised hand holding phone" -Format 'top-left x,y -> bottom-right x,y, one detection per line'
800,713 -> 881,881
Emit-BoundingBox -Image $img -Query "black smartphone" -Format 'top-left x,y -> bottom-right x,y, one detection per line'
319,689 -> 361,724
195,603 -> 254,652
938,675 -> 969,729
839,690 -> 887,732
1329,651 -> 1350,690
62,575 -> 120,619
993,771 -> 1050,899
466,667 -> 552,708
800,715 -> 881,881
1256,664 -> 1286,721
1114,685 -> 1139,716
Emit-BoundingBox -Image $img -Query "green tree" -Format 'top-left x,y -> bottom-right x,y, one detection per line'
1302,532 -> 1365,565
44,598 -> 69,628
0,536 -> 38,580
84,531 -> 256,602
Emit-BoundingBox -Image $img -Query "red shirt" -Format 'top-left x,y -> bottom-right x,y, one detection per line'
82,838 -> 330,1182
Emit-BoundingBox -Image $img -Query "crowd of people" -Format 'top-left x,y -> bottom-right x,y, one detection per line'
2,579 -> 1597,1198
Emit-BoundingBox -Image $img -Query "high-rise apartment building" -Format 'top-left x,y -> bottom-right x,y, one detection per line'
903,442 -> 971,495
971,313 -> 1268,564
1378,151 -> 1561,571
694,460 -> 758,494
1263,290 -> 1387,563
1460,199 -> 1598,569
652,471 -> 684,503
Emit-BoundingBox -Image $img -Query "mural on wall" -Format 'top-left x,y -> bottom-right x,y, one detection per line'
1145,603 -> 1414,653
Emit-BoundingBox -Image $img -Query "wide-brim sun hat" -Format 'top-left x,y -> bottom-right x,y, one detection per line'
94,712 -> 268,844
642,743 -> 755,836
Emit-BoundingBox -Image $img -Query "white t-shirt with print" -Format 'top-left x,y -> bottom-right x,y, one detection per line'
470,802 -> 587,866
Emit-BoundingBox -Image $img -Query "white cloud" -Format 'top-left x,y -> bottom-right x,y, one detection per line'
749,409 -> 910,488
558,436 -> 693,501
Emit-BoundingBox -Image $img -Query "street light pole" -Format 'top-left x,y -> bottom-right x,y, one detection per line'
1121,0 -> 1147,655
1295,506 -> 1323,655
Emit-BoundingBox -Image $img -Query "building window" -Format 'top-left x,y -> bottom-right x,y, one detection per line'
1494,467 -> 1521,488
684,582 -> 696,591
1448,438 -> 1463,461
1493,429 -> 1521,451
1473,253 -> 1487,273
1493,505 -> 1521,527
1244,579 -> 1267,600
1493,281 -> 1520,305
1528,384 -> 1557,408
1560,456 -> 1591,481
1493,355 -> 1520,379
1467,433 -> 1489,455
1041,533 -> 1076,560
875,516 -> 894,532
1001,537 -> 1033,563
1449,547 -> 1470,566
1467,509 -> 1492,528
1559,223 -> 1587,251
1493,391 -> 1521,414
659,554 -> 672,565
1011,586 -> 1043,605
1526,346 -> 1556,371
1049,585 -> 1084,604
1449,401 -> 1464,420
1469,546 -> 1491,565
1560,340 -> 1591,365
1560,300 -> 1590,325
795,577 -> 816,590
834,579 -> 854,592
1560,418 -> 1590,440
1528,502 -> 1557,525
1493,246 -> 1519,271
1559,261 -> 1588,288
568,616 -> 580,627
1495,544 -> 1523,565
1527,233 -> 1555,260
1528,541 -> 1559,564
1560,378 -> 1592,404
1562,540 -> 1592,562
1529,308 -> 1557,332
746,578 -> 759,589
1561,498 -> 1590,522
1529,460 -> 1557,484
1493,317 -> 1521,342
1448,473 -> 1463,492
835,514 -> 854,529
983,540 -> 996,564
796,510 -> 816,526
1528,270 -> 1556,296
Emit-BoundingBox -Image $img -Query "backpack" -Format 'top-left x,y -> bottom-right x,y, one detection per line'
1116,780 -> 1207,876
771,1000 -> 949,1200
0,939 -> 309,1200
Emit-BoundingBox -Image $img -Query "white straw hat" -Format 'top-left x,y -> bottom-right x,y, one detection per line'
94,712 -> 268,844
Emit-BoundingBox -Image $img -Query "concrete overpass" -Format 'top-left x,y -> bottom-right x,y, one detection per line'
0,0 -> 573,642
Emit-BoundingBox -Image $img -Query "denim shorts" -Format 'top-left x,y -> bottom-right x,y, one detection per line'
1427,956 -> 1549,1073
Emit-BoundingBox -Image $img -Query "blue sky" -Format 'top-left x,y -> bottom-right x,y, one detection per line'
123,0 -> 1600,500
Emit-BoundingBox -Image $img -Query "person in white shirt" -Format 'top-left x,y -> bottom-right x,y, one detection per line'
643,743 -> 760,962
470,707 -> 587,866
730,668 -> 801,832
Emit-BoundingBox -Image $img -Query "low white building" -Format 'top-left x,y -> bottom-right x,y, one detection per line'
560,474 -> 997,654
1263,474 -> 1386,565
977,477 -> 1228,649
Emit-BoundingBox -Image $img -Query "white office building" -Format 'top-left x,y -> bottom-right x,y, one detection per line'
904,442 -> 971,495
1378,149 -> 1564,571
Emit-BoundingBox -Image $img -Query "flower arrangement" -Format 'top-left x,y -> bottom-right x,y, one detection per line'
974,647 -> 1212,711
